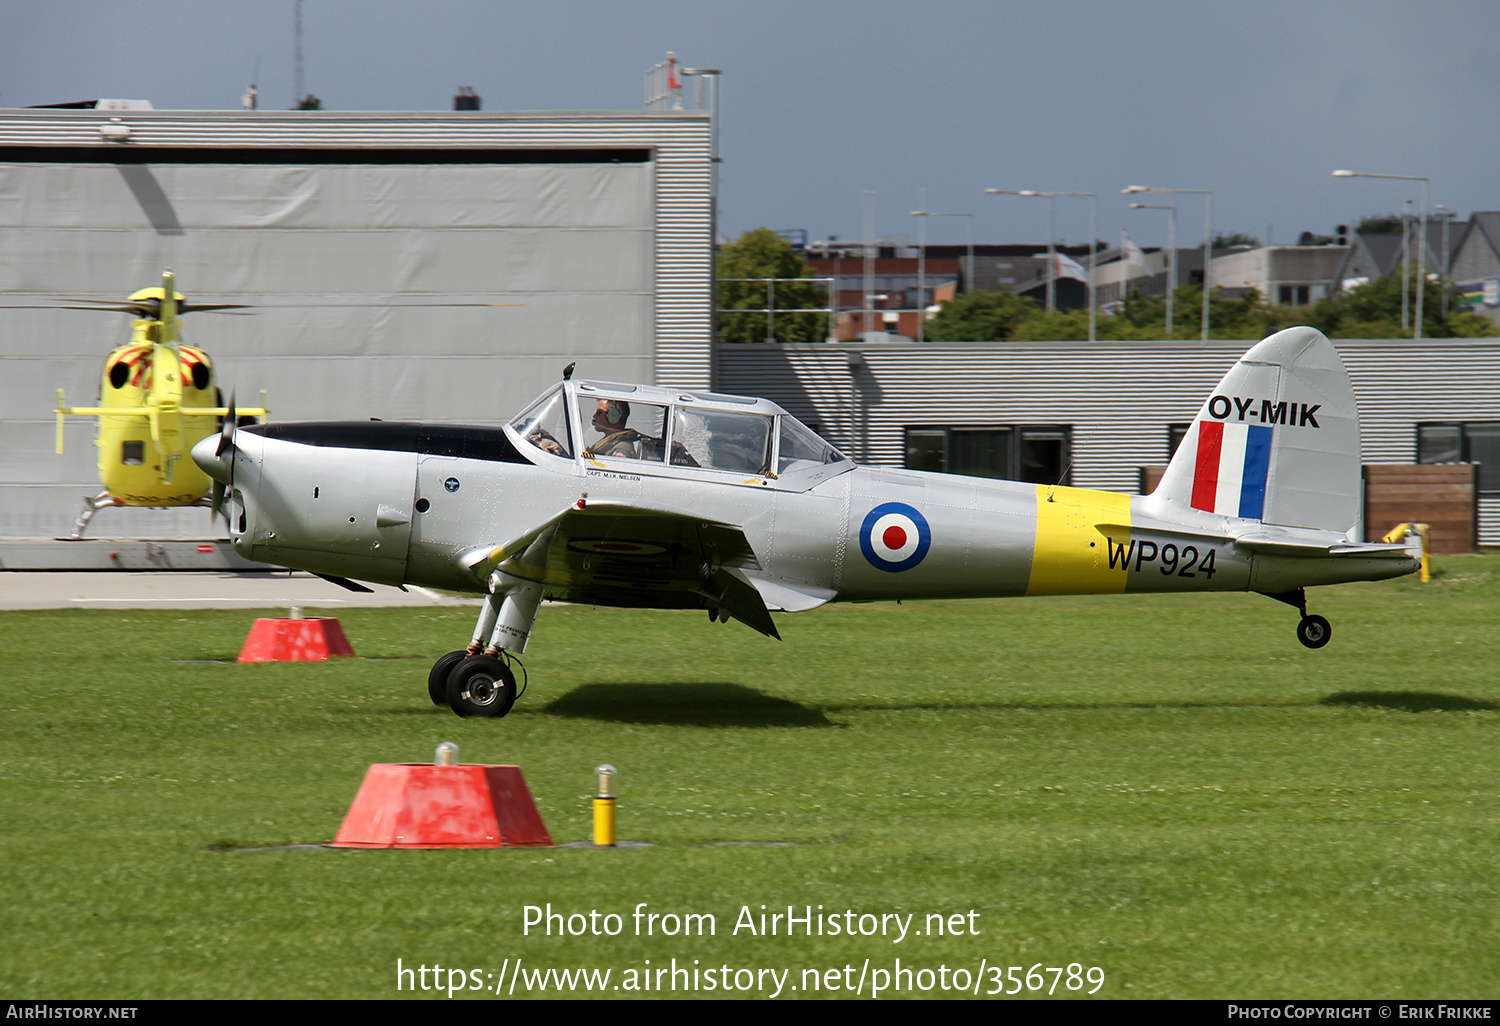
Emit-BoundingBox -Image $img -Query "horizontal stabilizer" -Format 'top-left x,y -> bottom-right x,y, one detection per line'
1233,527 -> 1413,559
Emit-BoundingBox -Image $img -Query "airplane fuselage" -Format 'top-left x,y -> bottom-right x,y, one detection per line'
192,330 -> 1422,717
215,420 -> 1411,609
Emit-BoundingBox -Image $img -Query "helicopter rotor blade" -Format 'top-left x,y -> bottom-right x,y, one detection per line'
0,304 -> 153,314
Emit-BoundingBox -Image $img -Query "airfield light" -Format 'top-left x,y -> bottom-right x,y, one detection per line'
909,209 -> 975,341
594,764 -> 618,847
1119,185 -> 1213,341
1128,202 -> 1179,334
288,605 -> 303,620
984,188 -> 1097,339
435,742 -> 459,767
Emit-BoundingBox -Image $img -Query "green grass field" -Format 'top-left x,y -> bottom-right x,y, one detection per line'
2,556 -> 1498,1000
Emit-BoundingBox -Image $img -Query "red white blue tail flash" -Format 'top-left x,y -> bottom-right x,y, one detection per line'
1190,421 -> 1273,520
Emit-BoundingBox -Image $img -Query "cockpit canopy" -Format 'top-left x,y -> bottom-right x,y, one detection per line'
508,380 -> 849,482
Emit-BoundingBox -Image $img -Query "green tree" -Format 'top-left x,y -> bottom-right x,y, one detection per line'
716,228 -> 828,343
1301,267 -> 1497,339
294,94 -> 323,110
923,289 -> 1039,341
1355,214 -> 1403,234
1212,232 -> 1260,249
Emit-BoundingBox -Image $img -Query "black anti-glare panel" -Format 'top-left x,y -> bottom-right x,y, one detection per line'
249,422 -> 532,464
0,147 -> 651,165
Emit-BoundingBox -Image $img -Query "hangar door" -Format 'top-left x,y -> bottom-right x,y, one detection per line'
0,149 -> 655,538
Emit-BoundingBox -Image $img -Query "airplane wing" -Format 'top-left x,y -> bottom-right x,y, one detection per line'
459,499 -> 781,638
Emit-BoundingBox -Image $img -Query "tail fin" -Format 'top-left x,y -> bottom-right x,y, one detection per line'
1148,326 -> 1360,534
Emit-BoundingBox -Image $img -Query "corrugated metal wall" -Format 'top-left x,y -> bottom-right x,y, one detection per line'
716,338 -> 1500,543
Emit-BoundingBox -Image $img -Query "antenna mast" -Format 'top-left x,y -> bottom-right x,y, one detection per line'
292,0 -> 304,106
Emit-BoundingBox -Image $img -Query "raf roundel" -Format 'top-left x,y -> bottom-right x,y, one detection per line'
859,501 -> 931,573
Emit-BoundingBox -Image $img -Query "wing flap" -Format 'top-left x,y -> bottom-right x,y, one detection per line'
748,575 -> 837,612
709,567 -> 781,639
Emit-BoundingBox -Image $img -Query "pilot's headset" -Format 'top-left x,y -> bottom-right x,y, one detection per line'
603,399 -> 630,426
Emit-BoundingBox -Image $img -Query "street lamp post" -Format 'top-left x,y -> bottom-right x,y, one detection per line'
984,188 -> 1097,341
1402,198 -> 1412,331
986,189 -> 1055,310
1333,170 -> 1429,340
1435,204 -> 1455,319
1123,186 -> 1212,341
1129,201 -> 1177,335
910,208 -> 975,343
680,66 -> 720,347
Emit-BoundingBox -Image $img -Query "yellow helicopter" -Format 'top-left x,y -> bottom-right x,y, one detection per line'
53,270 -> 267,537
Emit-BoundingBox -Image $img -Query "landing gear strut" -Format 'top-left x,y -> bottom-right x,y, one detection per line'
428,570 -> 542,717
1265,588 -> 1332,649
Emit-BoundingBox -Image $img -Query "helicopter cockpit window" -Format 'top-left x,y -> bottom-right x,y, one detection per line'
510,387 -> 572,458
672,408 -> 773,474
777,415 -> 846,474
188,357 -> 211,391
579,397 -> 667,463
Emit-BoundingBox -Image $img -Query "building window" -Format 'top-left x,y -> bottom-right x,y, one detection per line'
1418,422 -> 1500,493
1278,284 -> 1311,306
904,426 -> 1071,485
1167,423 -> 1191,460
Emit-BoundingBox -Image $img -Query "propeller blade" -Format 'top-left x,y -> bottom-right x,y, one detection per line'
211,392 -> 238,527
216,392 -> 237,457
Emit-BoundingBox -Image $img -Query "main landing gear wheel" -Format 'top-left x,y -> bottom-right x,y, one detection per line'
446,655 -> 517,718
1297,614 -> 1332,649
427,650 -> 468,706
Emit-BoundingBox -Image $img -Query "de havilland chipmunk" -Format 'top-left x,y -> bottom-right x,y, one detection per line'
191,326 -> 1419,718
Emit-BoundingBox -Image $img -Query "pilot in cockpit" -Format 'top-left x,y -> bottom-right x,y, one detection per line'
589,399 -> 642,459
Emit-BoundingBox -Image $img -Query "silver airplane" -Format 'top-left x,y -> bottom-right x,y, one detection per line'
192,326 -> 1419,718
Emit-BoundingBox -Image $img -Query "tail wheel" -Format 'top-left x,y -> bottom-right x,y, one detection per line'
1297,614 -> 1332,649
446,655 -> 517,718
427,650 -> 468,706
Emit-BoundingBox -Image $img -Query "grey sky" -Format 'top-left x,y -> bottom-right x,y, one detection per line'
4,0 -> 1497,253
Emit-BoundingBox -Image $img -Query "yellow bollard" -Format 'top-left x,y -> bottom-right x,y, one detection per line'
1382,522 -> 1431,583
593,764 -> 617,847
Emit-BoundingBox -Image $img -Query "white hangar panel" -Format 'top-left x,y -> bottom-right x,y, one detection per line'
0,108 -> 711,539
0,226 -> 651,295
0,162 -> 650,230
